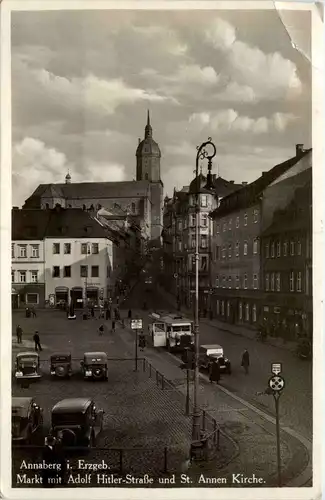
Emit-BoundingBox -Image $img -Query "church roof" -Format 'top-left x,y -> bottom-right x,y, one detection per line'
136,110 -> 161,158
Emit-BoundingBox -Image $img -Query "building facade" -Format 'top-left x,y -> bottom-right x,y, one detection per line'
22,112 -> 163,245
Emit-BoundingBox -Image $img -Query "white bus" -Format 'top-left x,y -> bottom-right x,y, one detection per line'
148,313 -> 194,351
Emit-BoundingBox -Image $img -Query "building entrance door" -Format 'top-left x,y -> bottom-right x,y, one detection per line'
70,288 -> 83,308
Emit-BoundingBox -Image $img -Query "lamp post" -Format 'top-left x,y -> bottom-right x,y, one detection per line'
192,138 -> 216,450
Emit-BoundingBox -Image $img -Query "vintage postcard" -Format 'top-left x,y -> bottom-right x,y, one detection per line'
0,1 -> 323,499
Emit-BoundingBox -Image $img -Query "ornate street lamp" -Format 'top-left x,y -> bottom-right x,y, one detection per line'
192,138 -> 216,452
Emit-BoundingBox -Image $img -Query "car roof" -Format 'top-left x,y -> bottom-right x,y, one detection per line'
51,352 -> 71,357
52,398 -> 92,414
201,344 -> 223,350
16,351 -> 39,358
12,397 -> 33,409
84,351 -> 107,357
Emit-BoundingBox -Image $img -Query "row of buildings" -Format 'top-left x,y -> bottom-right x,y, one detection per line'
162,145 -> 312,340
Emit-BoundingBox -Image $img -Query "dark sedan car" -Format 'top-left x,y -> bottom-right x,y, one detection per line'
81,352 -> 108,381
12,397 -> 43,443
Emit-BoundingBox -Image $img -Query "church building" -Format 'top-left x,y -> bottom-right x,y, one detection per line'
23,112 -> 164,245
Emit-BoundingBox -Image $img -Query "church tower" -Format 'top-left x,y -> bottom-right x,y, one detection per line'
135,111 -> 163,243
136,110 -> 161,182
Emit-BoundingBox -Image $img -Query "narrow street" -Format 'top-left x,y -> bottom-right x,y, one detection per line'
123,279 -> 312,441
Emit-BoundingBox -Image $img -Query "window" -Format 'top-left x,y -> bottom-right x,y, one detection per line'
80,265 -> 88,278
52,266 -> 60,278
31,245 -> 39,258
243,241 -> 248,256
223,222 -> 226,232
228,244 -> 232,258
222,246 -> 226,259
244,213 -> 248,226
131,203 -> 136,213
64,243 -> 71,254
201,195 -> 207,207
216,300 -> 220,315
221,301 -> 225,316
11,270 -> 15,282
290,241 -> 295,256
91,265 -> 99,278
239,302 -> 243,320
191,237 -> 196,248
178,220 -> 182,231
253,274 -> 258,289
215,275 -> 219,288
18,245 -> 27,258
228,219 -> 232,231
201,256 -> 207,271
290,271 -> 294,292
283,241 -> 288,256
31,271 -> 38,283
253,238 -> 258,255
276,272 -> 281,292
296,271 -> 302,292
81,243 -> 89,254
53,243 -> 60,255
253,209 -> 259,223
228,276 -> 232,289
236,275 -> 240,289
271,242 -> 275,258
178,240 -> 182,251
216,224 -> 220,234
245,303 -> 250,321
235,242 -> 240,257
215,246 -> 220,260
276,241 -> 281,257
271,273 -> 275,291
236,217 -> 239,228
222,276 -> 226,288
227,301 -> 230,317
201,214 -> 208,227
64,266 -> 71,278
265,243 -> 269,258
265,273 -> 269,291
26,293 -> 38,304
244,274 -> 248,289
191,214 -> 196,226
252,304 -> 257,323
297,240 -> 302,255
19,271 -> 26,282
12,244 -> 15,258
201,235 -> 208,248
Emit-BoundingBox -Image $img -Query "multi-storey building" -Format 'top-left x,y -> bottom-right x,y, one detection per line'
261,168 -> 312,339
162,175 -> 241,312
210,145 -> 312,327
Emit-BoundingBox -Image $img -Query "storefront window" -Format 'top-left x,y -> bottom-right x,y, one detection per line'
239,302 -> 243,320
221,301 -> 225,316
227,301 -> 230,317
245,303 -> 250,321
252,304 -> 257,323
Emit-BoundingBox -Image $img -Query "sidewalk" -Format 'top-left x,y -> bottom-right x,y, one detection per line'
157,285 -> 298,353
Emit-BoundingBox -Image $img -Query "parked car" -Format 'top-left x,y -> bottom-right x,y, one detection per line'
50,398 -> 104,448
81,352 -> 108,381
14,352 -> 41,381
199,344 -> 232,374
50,353 -> 72,378
12,397 -> 43,443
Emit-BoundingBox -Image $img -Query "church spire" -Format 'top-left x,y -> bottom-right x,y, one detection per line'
145,109 -> 152,138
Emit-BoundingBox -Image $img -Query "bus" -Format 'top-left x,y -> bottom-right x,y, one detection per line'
148,313 -> 194,351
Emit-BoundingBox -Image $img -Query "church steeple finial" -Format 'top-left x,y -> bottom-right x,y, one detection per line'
145,109 -> 152,138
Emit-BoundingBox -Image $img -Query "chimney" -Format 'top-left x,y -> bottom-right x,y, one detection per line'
242,182 -> 248,186
296,144 -> 304,156
262,171 -> 267,176
229,180 -> 234,184
138,138 -> 141,145
12,206 -> 19,210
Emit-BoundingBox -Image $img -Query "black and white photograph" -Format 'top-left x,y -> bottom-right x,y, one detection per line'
0,1 -> 323,498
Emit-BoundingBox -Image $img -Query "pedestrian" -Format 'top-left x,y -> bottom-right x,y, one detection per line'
105,308 -> 109,321
121,318 -> 125,329
41,436 -> 60,487
128,309 -> 132,319
91,306 -> 94,318
209,359 -> 221,384
31,306 -> 37,318
25,307 -> 30,318
241,349 -> 250,375
111,320 -> 116,333
98,324 -> 105,336
33,331 -> 42,351
16,325 -> 23,344
138,331 -> 146,351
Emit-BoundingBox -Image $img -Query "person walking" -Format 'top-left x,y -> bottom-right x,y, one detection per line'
128,309 -> 132,320
31,306 -> 37,318
91,306 -> 95,318
209,359 -> 221,384
241,349 -> 250,375
105,308 -> 110,321
98,324 -> 105,336
33,331 -> 42,351
16,325 -> 23,344
111,320 -> 116,333
41,436 -> 60,487
138,331 -> 146,351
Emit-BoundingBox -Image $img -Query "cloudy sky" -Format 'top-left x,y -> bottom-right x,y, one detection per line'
11,8 -> 311,207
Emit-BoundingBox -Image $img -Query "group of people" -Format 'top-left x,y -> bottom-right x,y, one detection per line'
97,308 -> 146,350
15,325 -> 42,351
208,349 -> 250,384
25,307 -> 37,318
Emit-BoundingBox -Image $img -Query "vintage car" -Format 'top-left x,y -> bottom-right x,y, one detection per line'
81,352 -> 108,381
199,344 -> 232,374
12,397 -> 43,443
14,352 -> 41,381
50,353 -> 72,378
50,398 -> 104,448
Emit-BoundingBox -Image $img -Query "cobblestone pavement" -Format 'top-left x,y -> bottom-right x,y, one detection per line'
124,282 -> 312,441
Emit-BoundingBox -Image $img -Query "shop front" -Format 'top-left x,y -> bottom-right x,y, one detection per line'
86,286 -> 99,306
55,286 -> 69,306
70,287 -> 83,308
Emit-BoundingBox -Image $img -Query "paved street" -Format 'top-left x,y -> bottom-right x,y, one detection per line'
123,281 -> 312,441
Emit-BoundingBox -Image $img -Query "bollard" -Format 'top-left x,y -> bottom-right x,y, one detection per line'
162,375 -> 165,390
119,449 -> 123,473
149,363 -> 152,378
217,429 -> 220,451
213,420 -> 217,445
156,371 -> 159,385
143,358 -> 146,372
202,410 -> 206,432
163,447 -> 168,473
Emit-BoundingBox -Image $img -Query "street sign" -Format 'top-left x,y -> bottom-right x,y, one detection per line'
131,319 -> 143,330
271,363 -> 282,375
268,375 -> 285,392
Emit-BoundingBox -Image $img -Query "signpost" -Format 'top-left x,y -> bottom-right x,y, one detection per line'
267,364 -> 285,487
131,319 -> 143,372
